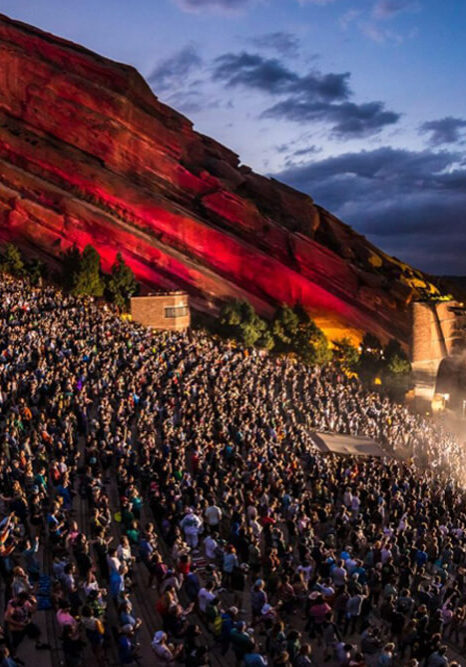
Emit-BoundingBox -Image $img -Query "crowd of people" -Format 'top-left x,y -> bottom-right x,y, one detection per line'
0,274 -> 465,667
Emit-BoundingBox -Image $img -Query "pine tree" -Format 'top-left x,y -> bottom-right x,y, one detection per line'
106,253 -> 138,309
61,244 -> 82,291
72,245 -> 104,297
219,299 -> 272,349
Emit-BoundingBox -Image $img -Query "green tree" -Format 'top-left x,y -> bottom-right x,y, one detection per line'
333,337 -> 360,372
295,317 -> 331,365
0,243 -> 25,277
361,332 -> 384,355
26,257 -> 47,285
219,299 -> 271,349
71,245 -> 104,297
106,253 -> 138,309
61,244 -> 82,291
383,338 -> 412,398
256,328 -> 275,351
291,304 -> 331,365
357,332 -> 384,383
272,305 -> 300,353
271,303 -> 331,364
387,354 -> 412,376
383,338 -> 406,362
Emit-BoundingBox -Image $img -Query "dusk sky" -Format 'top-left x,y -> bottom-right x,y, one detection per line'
3,0 -> 466,274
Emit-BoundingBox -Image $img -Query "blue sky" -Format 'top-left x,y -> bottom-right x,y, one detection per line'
3,0 -> 466,274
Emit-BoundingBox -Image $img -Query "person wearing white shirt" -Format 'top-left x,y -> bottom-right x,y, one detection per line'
249,518 -> 262,538
205,504 -> 222,531
198,582 -> 216,613
180,510 -> 203,549
204,534 -> 218,560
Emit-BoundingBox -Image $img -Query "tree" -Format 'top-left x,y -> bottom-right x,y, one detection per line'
71,245 -> 105,297
271,303 -> 331,364
61,244 -> 82,291
358,332 -> 384,383
26,257 -> 47,285
106,253 -> 138,309
383,338 -> 407,362
256,328 -> 275,351
361,332 -> 384,355
295,316 -> 331,365
290,304 -> 331,365
219,299 -> 272,349
383,338 -> 412,399
272,305 -> 300,353
0,243 -> 25,277
387,354 -> 412,376
333,337 -> 360,372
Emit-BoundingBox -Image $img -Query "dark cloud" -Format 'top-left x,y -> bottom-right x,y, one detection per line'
249,32 -> 300,57
264,99 -> 399,137
272,147 -> 466,273
147,46 -> 202,92
212,51 -> 398,137
277,144 -> 322,169
173,0 -> 251,12
213,52 -> 299,93
372,0 -> 419,20
420,117 -> 466,146
293,145 -> 321,157
212,51 -> 350,100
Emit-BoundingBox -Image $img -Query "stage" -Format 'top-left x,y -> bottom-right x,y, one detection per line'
311,432 -> 388,458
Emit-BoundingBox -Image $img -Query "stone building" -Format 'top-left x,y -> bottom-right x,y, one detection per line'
411,300 -> 466,413
130,291 -> 190,331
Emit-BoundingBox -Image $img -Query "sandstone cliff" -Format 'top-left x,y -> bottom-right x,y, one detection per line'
0,14 -> 442,342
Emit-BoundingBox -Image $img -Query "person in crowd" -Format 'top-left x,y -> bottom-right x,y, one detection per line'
0,273 -> 465,666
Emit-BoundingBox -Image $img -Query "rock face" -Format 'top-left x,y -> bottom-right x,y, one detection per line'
0,14 -> 442,343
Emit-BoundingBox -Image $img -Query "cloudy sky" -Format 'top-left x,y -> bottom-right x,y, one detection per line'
4,0 -> 466,274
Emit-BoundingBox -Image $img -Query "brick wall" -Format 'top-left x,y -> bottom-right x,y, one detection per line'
411,301 -> 459,364
130,293 -> 190,330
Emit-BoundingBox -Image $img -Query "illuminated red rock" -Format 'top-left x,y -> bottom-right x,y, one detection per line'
0,13 -> 439,343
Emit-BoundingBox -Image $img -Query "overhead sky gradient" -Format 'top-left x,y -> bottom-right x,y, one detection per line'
3,0 -> 466,274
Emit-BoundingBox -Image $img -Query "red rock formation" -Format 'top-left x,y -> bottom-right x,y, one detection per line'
0,13 -> 440,343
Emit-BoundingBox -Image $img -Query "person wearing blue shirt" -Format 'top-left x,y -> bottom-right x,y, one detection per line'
244,649 -> 268,666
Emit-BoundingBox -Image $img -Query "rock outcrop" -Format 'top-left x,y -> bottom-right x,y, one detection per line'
0,14 -> 443,343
